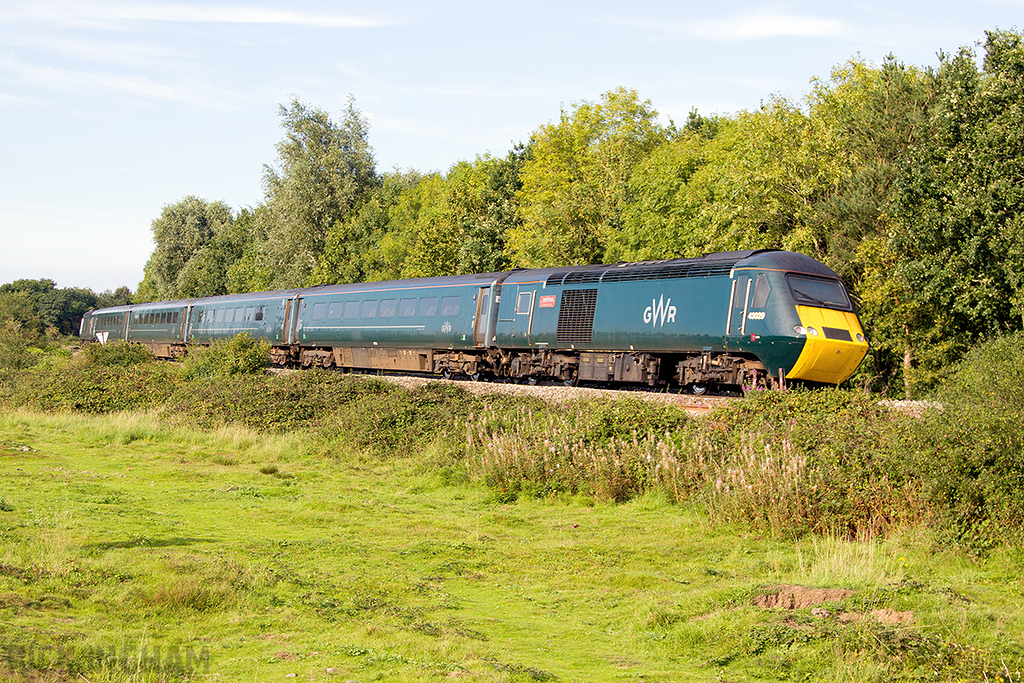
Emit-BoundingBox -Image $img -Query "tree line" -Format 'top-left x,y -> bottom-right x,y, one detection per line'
5,29 -> 1019,397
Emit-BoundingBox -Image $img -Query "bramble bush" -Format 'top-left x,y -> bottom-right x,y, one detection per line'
181,333 -> 270,379
916,331 -> 1024,550
82,340 -> 155,367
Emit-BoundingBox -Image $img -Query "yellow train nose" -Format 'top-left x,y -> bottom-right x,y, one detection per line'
787,306 -> 869,384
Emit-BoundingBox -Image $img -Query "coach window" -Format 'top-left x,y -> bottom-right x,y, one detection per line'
327,302 -> 343,319
380,299 -> 397,318
233,308 -> 243,322
398,298 -> 417,318
244,307 -> 255,322
216,308 -> 225,323
751,273 -> 771,309
360,300 -> 378,318
419,297 -> 438,317
516,291 -> 533,314
341,300 -> 358,320
254,307 -> 264,322
224,309 -> 234,323
311,302 -> 327,320
440,296 -> 460,316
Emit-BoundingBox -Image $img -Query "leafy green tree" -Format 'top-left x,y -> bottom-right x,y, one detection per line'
618,97 -> 821,261
261,97 -> 377,287
137,196 -> 233,301
225,207 -> 275,294
804,57 -> 935,394
890,29 -> 1024,394
510,87 -> 670,267
38,287 -> 98,335
399,150 -> 525,278
96,286 -> 133,308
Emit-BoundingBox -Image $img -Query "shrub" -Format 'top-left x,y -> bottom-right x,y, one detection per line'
0,363 -> 178,413
0,318 -> 37,370
917,331 -> 1024,550
181,334 -> 270,379
83,340 -> 155,367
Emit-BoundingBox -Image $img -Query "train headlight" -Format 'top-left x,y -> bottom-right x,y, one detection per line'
856,333 -> 864,343
807,327 -> 819,336
794,326 -> 806,336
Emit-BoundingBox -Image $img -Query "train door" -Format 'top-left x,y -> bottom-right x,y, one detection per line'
727,274 -> 753,337
473,287 -> 490,346
513,286 -> 535,344
282,298 -> 293,343
179,306 -> 189,341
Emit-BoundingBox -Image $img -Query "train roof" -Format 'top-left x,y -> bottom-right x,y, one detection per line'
503,249 -> 840,287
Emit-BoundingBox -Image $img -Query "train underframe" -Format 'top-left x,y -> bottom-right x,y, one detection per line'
275,344 -> 773,392
140,341 -> 774,392
140,339 -> 774,392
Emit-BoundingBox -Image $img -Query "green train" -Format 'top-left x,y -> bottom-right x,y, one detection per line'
79,249 -> 869,392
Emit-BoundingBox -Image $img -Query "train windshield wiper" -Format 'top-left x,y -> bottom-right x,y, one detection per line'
792,289 -> 828,306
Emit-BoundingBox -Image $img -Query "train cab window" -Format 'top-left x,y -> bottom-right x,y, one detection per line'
254,307 -> 264,322
343,301 -> 360,319
311,303 -> 326,320
360,300 -> 378,318
380,299 -> 397,318
398,298 -> 417,318
418,297 -> 438,317
440,296 -> 460,316
327,302 -> 343,319
786,275 -> 852,311
751,274 -> 771,309
516,291 -> 533,314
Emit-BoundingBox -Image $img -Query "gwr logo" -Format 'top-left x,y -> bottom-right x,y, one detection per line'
643,295 -> 677,328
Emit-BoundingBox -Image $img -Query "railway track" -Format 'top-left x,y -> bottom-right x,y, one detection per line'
371,372 -> 734,415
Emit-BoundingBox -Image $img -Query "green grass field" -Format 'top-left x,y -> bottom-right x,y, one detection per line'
1,408 -> 1022,682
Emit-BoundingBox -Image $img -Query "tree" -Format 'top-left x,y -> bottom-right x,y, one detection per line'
261,97 -> 377,287
137,196 -> 233,301
509,87 -> 670,267
617,97 -> 821,262
889,29 -> 1024,395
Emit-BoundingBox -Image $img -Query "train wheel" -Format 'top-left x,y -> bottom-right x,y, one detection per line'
562,375 -> 578,387
526,376 -> 539,386
689,383 -> 708,396
441,369 -> 453,380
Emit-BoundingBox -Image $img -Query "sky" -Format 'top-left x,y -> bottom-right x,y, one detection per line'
1,1 -> 1021,293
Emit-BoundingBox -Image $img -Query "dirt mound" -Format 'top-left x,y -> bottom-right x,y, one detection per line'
752,584 -> 854,609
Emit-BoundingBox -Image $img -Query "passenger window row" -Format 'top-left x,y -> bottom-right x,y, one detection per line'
194,306 -> 266,324
132,311 -> 180,325
97,314 -> 125,327
310,296 -> 461,321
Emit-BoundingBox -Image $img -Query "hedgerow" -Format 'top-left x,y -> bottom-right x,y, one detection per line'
1,333 -> 1022,549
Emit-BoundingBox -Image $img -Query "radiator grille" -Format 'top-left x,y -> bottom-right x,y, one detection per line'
822,326 -> 853,341
557,289 -> 597,344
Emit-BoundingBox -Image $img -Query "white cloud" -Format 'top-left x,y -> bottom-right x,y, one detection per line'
0,57 -> 243,109
2,1 -> 394,29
